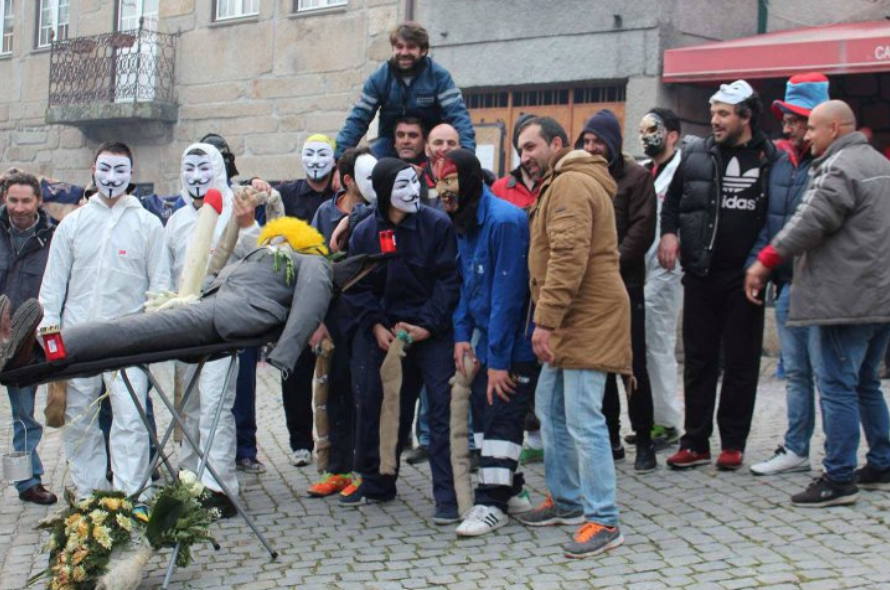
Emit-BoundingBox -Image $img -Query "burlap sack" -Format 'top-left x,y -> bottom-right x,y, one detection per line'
450,356 -> 478,517
378,334 -> 408,476
312,338 -> 335,473
44,380 -> 67,428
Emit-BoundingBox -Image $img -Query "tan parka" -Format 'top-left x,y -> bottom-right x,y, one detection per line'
528,148 -> 632,374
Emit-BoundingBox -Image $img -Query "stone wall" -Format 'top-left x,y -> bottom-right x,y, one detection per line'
0,0 -> 402,194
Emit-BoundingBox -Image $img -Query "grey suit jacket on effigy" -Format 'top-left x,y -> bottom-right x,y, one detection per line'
61,248 -> 333,374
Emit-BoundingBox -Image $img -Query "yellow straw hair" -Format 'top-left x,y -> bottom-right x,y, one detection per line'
257,217 -> 329,256
305,134 -> 336,150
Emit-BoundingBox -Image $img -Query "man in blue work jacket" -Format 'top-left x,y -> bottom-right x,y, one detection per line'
335,22 -> 475,159
437,149 -> 537,537
342,157 -> 461,525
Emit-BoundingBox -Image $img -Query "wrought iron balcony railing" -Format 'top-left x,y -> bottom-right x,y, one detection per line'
46,22 -> 177,126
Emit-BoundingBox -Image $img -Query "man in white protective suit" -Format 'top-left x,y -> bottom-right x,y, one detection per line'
162,142 -> 259,517
38,141 -> 172,500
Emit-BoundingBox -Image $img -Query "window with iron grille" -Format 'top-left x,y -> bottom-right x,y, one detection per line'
466,83 -> 626,110
464,90 -> 509,110
295,0 -> 347,12
37,0 -> 68,48
0,0 -> 13,54
215,0 -> 259,21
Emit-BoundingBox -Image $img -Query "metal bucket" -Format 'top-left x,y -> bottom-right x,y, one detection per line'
2,421 -> 33,482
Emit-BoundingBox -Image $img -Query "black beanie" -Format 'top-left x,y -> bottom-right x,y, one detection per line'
574,109 -> 623,169
371,157 -> 412,216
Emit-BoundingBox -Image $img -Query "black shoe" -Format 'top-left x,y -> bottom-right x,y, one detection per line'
203,491 -> 238,519
470,449 -> 481,473
634,442 -> 657,473
855,464 -> 890,491
406,445 -> 430,465
791,476 -> 859,507
612,443 -> 626,461
623,433 -> 637,445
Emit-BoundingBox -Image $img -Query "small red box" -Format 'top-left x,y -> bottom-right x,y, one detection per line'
39,327 -> 67,361
378,230 -> 396,253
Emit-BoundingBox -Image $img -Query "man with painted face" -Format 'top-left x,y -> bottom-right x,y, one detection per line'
163,143 -> 260,516
437,149 -> 536,537
658,81 -> 783,471
343,158 -> 461,524
275,134 -> 337,469
633,108 -> 685,451
575,109 -> 658,473
38,141 -> 171,500
335,21 -> 475,159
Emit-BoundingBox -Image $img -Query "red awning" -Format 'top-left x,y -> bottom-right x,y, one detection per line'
663,20 -> 890,83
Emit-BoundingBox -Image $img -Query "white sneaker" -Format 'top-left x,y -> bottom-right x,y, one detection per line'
750,446 -> 809,476
456,505 -> 508,537
290,449 -> 313,467
507,489 -> 532,514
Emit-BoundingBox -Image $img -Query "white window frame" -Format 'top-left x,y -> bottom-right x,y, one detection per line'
37,0 -> 68,49
0,0 -> 13,55
296,0 -> 347,13
215,0 -> 260,21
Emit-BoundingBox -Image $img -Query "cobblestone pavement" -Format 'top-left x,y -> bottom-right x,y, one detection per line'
3,360 -> 890,590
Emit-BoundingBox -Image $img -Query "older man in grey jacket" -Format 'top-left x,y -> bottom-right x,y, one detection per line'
746,100 -> 890,508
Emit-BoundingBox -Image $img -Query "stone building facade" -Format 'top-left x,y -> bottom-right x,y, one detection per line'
1,0 -> 888,193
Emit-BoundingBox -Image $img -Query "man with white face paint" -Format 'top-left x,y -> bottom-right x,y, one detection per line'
342,158 -> 462,525
162,143 -> 259,516
274,134 -> 338,468
39,141 -> 171,500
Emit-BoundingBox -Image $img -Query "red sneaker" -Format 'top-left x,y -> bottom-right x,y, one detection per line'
667,448 -> 711,469
716,449 -> 744,471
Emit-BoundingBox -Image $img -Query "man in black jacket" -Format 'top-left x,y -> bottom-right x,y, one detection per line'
575,110 -> 658,472
657,80 -> 782,471
0,172 -> 57,504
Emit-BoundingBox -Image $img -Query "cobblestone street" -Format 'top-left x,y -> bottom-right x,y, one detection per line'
2,360 -> 890,590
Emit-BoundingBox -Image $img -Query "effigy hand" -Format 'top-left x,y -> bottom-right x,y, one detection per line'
144,290 -> 178,313
156,294 -> 198,312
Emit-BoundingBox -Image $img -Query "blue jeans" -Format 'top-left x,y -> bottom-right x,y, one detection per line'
775,285 -> 818,456
535,364 -> 618,527
813,323 -> 890,483
7,385 -> 44,493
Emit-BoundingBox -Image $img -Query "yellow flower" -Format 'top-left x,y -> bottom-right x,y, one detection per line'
75,521 -> 89,541
64,514 -> 82,535
72,566 -> 86,582
115,513 -> 133,532
93,524 -> 113,550
121,499 -> 133,511
89,509 -> 108,525
44,535 -> 58,552
71,547 -> 89,566
100,497 -> 122,511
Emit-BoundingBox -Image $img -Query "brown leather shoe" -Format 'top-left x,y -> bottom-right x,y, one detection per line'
19,484 -> 58,505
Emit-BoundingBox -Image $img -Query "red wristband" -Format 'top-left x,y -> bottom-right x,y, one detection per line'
757,245 -> 782,270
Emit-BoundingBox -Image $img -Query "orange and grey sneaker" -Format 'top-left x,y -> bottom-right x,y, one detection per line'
339,475 -> 362,498
516,495 -> 584,527
563,522 -> 624,558
307,473 -> 352,497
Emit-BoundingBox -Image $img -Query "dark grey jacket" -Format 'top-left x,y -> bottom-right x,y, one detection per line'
773,132 -> 890,326
0,207 -> 54,313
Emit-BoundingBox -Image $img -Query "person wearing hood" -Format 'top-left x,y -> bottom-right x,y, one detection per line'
658,80 -> 783,471
342,158 -> 461,524
436,149 -> 536,536
0,172 -> 58,505
575,110 -> 658,472
38,141 -> 172,500
162,143 -> 260,517
514,117 -> 631,559
335,21 -> 475,159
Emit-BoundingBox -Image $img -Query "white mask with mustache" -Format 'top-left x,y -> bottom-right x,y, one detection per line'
181,153 -> 215,198
390,167 -> 421,213
94,155 -> 132,199
301,141 -> 335,182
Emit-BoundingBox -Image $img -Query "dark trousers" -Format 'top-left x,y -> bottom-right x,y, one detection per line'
233,347 -> 259,461
603,284 -> 654,445
680,270 -> 764,453
351,329 -> 456,510
472,361 -> 536,511
282,348 -> 315,453
324,336 -> 355,474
